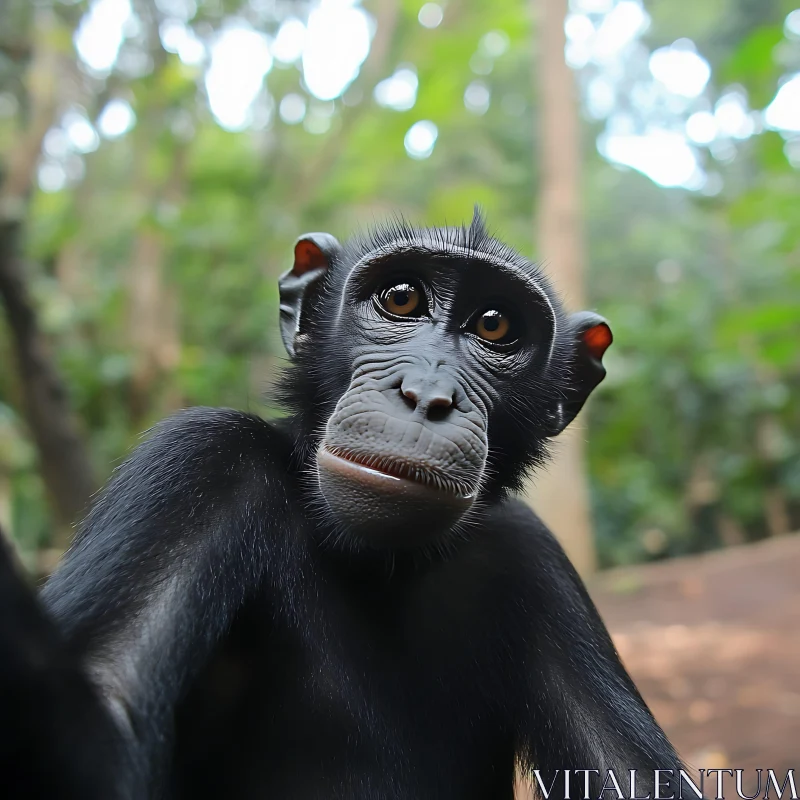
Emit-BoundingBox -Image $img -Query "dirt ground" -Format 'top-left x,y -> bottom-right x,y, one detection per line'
590,534 -> 800,781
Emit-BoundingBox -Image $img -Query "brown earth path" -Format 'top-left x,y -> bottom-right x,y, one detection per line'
592,534 -> 800,782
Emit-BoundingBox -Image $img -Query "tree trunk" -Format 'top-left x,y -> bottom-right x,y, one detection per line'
522,0 -> 596,577
0,221 -> 97,536
0,12 -> 96,543
127,226 -> 182,424
120,15 -> 183,424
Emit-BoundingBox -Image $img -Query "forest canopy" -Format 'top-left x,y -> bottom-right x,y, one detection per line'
0,0 -> 798,570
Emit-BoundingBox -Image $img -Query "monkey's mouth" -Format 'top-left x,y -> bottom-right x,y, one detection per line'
317,446 -> 476,500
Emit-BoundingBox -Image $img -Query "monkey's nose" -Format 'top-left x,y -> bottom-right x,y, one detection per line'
400,376 -> 455,420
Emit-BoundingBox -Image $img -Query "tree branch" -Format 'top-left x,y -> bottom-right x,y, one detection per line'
0,11 -> 96,540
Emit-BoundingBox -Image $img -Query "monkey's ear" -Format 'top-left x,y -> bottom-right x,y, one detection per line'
546,311 -> 612,436
278,233 -> 341,358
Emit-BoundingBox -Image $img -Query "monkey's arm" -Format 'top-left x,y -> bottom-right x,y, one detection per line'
0,530 -> 126,799
39,407 -> 293,796
497,499 -> 686,800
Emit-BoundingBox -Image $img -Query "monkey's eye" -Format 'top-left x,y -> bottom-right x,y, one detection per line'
376,282 -> 427,318
472,309 -> 515,345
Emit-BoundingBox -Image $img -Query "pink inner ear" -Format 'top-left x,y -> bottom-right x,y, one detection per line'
293,240 -> 328,276
582,323 -> 612,360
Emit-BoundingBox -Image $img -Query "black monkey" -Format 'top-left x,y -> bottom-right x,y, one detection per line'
0,212 -> 686,799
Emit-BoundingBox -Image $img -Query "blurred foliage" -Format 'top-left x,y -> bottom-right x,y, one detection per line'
0,0 -> 798,567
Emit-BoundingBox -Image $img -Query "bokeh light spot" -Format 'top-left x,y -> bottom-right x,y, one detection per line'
38,162 -> 68,193
480,31 -> 509,58
599,129 -> 702,189
785,9 -> 800,39
273,18 -> 306,64
159,19 -> 205,65
418,3 -> 443,29
715,91 -> 754,139
686,111 -> 717,145
74,0 -> 132,73
464,81 -> 490,115
784,136 -> 800,168
97,99 -> 136,138
649,42 -> 710,98
404,120 -> 438,159
303,0 -> 372,101
591,1 -> 649,63
374,68 -> 418,111
280,94 -> 307,125
764,75 -> 800,132
565,14 -> 594,43
205,23 -> 272,131
63,110 -> 100,153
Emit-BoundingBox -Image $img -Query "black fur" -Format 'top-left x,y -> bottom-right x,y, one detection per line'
0,530 -> 124,798
0,218 -> 684,799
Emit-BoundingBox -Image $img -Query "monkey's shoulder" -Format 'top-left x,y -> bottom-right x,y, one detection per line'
469,496 -> 584,582
147,406 -> 289,451
124,407 -> 295,480
478,496 -> 562,549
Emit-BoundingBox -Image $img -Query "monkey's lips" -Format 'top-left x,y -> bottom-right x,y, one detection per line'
317,447 -> 475,500
315,446 -> 476,545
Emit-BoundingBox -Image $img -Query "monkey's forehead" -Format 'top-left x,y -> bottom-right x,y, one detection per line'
343,224 -> 551,289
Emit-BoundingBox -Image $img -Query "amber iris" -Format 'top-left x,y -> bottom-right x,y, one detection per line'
379,283 -> 423,316
475,309 -> 511,342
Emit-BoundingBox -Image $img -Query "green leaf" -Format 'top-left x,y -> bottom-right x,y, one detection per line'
719,25 -> 784,107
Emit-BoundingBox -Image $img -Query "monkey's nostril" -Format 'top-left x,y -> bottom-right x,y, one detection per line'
428,392 -> 455,409
400,386 -> 419,410
426,403 -> 452,422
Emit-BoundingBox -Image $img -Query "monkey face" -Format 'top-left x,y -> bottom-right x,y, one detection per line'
278,217 -> 611,550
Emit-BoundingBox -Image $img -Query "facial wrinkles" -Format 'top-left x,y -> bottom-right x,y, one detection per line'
332,364 -> 487,438
359,317 -> 421,346
347,334 -> 501,434
348,347 -> 490,420
350,350 -> 420,377
452,362 -> 495,418
324,360 -> 488,479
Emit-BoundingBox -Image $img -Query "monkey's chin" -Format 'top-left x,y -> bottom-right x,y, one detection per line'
316,446 -> 475,549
